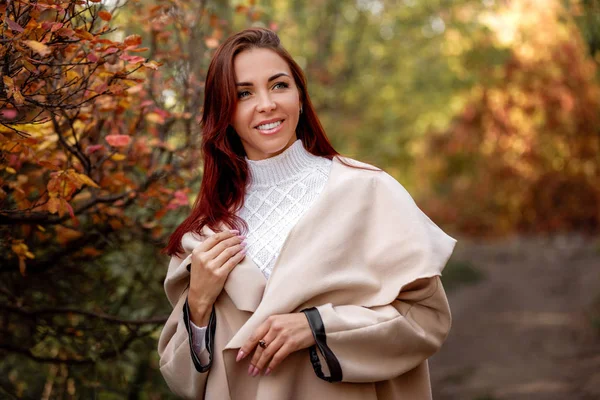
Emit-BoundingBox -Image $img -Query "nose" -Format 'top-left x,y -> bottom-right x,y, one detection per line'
256,92 -> 276,113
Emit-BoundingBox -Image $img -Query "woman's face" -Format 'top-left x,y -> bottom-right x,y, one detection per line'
231,48 -> 301,161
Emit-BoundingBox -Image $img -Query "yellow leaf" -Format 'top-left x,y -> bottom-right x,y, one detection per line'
13,90 -> 24,106
25,251 -> 35,259
47,196 -> 60,214
111,153 -> 126,161
145,113 -> 164,124
23,40 -> 52,56
75,173 -> 100,188
3,76 -> 14,90
142,60 -> 161,70
5,167 -> 16,174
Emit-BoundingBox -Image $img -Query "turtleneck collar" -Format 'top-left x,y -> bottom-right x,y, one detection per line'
246,139 -> 322,186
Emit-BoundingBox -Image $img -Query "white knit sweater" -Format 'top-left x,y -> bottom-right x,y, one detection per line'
190,139 -> 333,355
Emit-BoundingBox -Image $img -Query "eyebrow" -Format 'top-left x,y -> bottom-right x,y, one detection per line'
235,72 -> 290,87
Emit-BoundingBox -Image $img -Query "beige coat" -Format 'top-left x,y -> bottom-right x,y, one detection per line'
158,157 -> 456,399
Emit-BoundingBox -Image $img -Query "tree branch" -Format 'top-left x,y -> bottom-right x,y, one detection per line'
0,329 -> 153,365
0,191 -> 131,225
1,304 -> 168,326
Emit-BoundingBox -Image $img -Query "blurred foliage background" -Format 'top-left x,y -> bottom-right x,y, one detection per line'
0,0 -> 599,398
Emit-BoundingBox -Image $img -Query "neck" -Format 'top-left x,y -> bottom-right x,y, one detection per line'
246,140 -> 322,186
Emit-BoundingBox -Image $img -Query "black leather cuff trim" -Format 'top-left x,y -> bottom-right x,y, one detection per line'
301,307 -> 343,382
183,297 -> 215,373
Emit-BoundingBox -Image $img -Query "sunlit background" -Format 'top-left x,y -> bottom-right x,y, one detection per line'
1,0 -> 599,398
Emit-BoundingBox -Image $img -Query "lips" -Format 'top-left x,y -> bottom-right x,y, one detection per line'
256,120 -> 283,130
255,118 -> 285,135
254,118 -> 284,129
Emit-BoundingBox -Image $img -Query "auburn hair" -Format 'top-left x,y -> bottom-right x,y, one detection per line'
165,28 -> 351,256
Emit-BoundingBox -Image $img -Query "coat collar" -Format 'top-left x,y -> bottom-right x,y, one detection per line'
208,156 -> 344,314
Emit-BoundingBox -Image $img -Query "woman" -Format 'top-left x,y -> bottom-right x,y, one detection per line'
159,28 -> 456,399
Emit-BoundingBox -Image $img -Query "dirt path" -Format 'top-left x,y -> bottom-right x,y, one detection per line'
430,235 -> 600,400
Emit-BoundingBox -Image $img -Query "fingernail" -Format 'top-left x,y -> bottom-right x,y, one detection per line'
236,350 -> 245,362
240,241 -> 247,247
248,364 -> 254,375
230,229 -> 240,234
241,248 -> 248,255
252,367 -> 260,377
236,235 -> 245,239
265,368 -> 271,376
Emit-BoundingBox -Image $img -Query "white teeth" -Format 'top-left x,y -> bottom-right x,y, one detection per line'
257,120 -> 282,130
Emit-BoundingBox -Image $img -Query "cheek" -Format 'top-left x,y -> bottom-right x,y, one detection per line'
231,105 -> 250,130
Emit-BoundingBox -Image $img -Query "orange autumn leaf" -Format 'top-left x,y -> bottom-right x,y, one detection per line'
124,34 -> 142,47
74,29 -> 94,41
55,225 -> 83,245
47,196 -> 61,214
3,76 -> 15,90
81,247 -> 102,257
98,11 -> 112,21
12,90 -> 25,106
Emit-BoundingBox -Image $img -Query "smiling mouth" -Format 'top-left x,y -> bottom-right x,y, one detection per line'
256,120 -> 283,130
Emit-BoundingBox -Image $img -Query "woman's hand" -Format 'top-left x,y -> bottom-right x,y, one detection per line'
187,229 -> 247,326
236,313 -> 316,376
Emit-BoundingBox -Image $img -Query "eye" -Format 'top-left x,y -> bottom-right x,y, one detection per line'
237,90 -> 251,99
273,82 -> 289,90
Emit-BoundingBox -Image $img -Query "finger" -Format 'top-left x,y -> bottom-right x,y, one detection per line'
265,343 -> 293,375
204,235 -> 244,260
198,230 -> 240,253
237,319 -> 271,363
220,247 -> 247,274
249,327 -> 277,369
253,334 -> 283,374
212,243 -> 246,269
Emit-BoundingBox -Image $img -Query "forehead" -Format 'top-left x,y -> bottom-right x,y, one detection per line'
233,48 -> 292,82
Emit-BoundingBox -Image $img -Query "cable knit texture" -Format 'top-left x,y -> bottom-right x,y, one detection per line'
190,139 -> 333,356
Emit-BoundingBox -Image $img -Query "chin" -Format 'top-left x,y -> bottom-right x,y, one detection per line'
247,134 -> 296,160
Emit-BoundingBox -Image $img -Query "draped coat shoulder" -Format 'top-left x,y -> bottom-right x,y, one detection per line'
158,156 -> 456,399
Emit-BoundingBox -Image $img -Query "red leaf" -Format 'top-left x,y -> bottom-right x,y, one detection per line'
103,47 -> 119,55
87,52 -> 99,62
119,54 -> 146,64
105,134 -> 131,147
6,18 -> 24,33
86,144 -> 105,154
51,22 -> 64,32
0,108 -> 18,119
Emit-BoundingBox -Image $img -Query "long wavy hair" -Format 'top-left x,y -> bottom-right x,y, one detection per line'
165,28 -> 347,256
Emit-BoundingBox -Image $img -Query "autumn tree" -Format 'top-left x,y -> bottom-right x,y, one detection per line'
417,0 -> 600,236
0,0 -> 266,397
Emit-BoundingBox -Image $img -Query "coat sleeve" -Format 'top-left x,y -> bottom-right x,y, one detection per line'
157,254 -> 216,399
302,276 -> 451,383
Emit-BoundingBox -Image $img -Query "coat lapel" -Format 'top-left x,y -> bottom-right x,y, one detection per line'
222,157 -> 344,351
198,226 -> 267,313
223,254 -> 266,312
